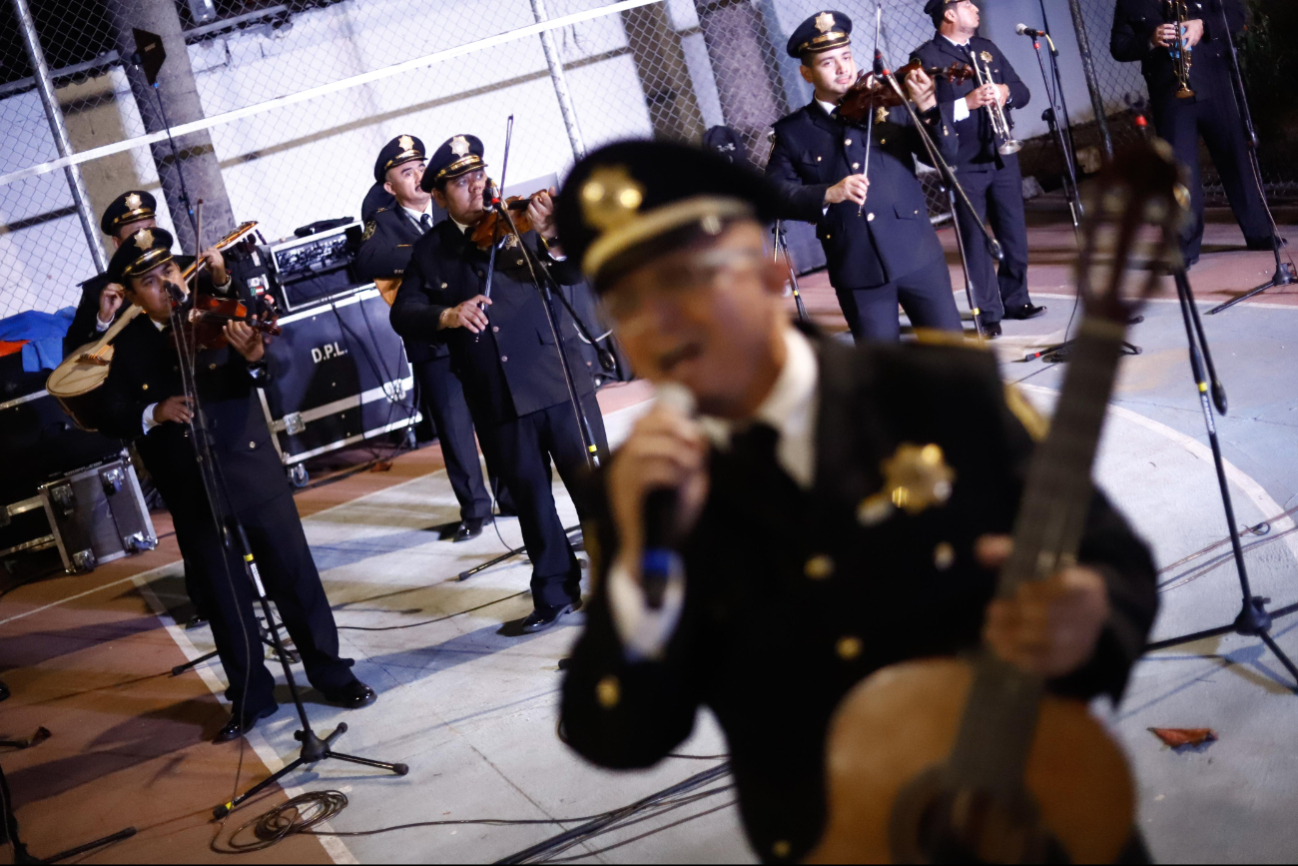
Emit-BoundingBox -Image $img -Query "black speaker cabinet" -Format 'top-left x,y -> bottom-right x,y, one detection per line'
257,284 -> 419,482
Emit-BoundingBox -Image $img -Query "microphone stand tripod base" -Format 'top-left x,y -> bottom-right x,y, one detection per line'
1208,259 -> 1295,315
213,723 -> 410,820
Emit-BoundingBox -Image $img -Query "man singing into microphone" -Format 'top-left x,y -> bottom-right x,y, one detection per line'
554,141 -> 1158,862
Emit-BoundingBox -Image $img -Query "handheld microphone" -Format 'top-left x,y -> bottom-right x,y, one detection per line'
641,383 -> 696,610
164,281 -> 185,303
1015,24 -> 1045,38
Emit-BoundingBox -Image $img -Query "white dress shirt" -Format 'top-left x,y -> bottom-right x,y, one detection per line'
608,326 -> 820,660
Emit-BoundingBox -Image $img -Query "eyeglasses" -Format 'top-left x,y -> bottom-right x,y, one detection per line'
448,170 -> 486,191
603,246 -> 767,324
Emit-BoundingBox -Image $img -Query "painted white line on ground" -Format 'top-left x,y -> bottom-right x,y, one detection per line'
1031,291 -> 1298,311
0,562 -> 177,628
1021,383 -> 1298,568
131,569 -> 361,864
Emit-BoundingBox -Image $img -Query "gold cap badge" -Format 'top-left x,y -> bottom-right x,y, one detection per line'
398,134 -> 415,152
580,165 -> 644,233
450,135 -> 471,157
134,228 -> 155,249
815,11 -> 835,33
125,192 -> 143,210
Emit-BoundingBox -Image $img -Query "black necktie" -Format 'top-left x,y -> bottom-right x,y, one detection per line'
420,213 -> 432,232
729,422 -> 780,471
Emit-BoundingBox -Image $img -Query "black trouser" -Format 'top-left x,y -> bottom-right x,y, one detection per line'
477,395 -> 609,610
954,160 -> 1032,325
835,254 -> 963,343
1151,91 -> 1271,263
415,356 -> 497,522
167,489 -> 354,714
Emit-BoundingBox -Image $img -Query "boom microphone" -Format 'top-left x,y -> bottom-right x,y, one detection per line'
1015,24 -> 1045,38
641,382 -> 696,610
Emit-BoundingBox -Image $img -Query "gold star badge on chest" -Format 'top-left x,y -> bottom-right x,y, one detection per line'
856,442 -> 956,526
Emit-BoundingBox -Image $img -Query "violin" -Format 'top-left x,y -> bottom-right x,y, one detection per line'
835,60 -> 975,125
469,188 -> 550,251
173,220 -> 280,351
173,292 -> 281,352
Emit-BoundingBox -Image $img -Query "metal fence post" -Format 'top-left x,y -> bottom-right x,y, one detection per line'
531,0 -> 586,163
11,0 -> 109,273
1066,0 -> 1114,159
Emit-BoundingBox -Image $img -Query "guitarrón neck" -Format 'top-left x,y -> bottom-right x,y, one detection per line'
946,316 -> 1128,796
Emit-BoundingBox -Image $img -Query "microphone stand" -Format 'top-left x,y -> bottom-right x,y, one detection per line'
162,281 -> 407,821
1143,266 -> 1298,690
1206,0 -> 1295,314
770,220 -> 810,323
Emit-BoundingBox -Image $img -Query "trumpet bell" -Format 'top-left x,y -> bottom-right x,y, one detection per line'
999,140 -> 1023,156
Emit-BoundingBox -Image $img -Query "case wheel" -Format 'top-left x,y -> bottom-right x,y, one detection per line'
287,464 -> 309,489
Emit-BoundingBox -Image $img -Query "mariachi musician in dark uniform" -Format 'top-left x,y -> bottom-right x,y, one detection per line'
765,11 -> 963,343
913,0 -> 1045,337
1111,0 -> 1274,266
96,229 -> 376,742
554,142 -> 1159,862
64,190 -> 229,357
390,134 -> 609,634
355,135 -> 510,541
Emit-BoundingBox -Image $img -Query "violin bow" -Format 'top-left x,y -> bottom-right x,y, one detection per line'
858,3 -> 882,218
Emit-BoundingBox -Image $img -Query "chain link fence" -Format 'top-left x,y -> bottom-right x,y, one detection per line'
2,0 -> 1293,322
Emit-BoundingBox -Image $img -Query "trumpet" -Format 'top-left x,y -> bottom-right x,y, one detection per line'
973,50 -> 1021,156
1164,0 -> 1195,99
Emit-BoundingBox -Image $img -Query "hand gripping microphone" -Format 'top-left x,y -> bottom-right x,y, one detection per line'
1015,23 -> 1045,38
641,383 -> 696,610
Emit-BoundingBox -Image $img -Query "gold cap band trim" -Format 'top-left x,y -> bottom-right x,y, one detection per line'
384,150 -> 424,173
123,249 -> 173,278
435,155 -> 486,182
110,207 -> 155,230
583,195 -> 754,279
798,31 -> 849,54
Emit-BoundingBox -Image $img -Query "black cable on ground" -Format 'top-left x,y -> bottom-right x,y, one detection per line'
210,763 -> 733,858
336,590 -> 530,632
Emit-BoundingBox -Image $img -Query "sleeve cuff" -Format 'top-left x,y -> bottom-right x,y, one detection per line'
607,553 -> 685,662
952,98 -> 970,123
142,403 -> 159,434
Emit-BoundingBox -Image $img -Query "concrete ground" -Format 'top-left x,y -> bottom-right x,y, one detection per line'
2,204 -> 1296,863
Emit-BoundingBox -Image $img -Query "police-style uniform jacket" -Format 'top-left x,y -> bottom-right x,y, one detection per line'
562,334 -> 1158,863
96,315 -> 281,511
355,205 -> 446,364
765,101 -> 958,290
910,35 -> 1031,172
63,256 -> 203,358
389,220 -> 596,426
1110,0 -> 1245,107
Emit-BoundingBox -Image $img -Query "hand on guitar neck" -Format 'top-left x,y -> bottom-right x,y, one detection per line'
977,534 -> 1111,679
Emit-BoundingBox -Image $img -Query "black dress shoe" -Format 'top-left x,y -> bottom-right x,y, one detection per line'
979,321 -> 1002,339
214,703 -> 276,743
454,518 -> 488,542
519,601 -> 581,635
321,679 -> 377,709
1002,304 -> 1046,320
